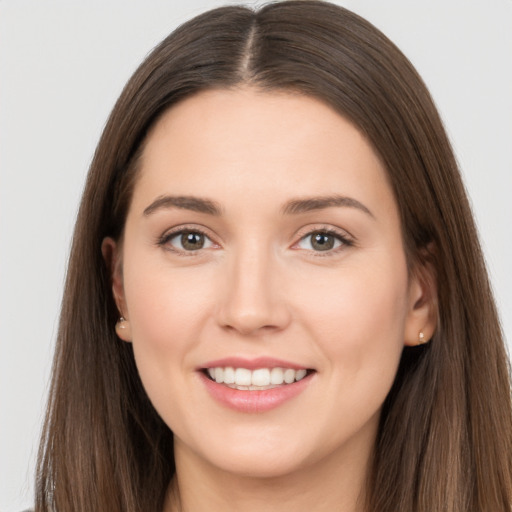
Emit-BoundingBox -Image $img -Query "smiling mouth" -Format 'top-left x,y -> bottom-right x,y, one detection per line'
203,367 -> 314,390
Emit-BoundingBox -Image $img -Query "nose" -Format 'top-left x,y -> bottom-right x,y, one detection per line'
216,245 -> 291,336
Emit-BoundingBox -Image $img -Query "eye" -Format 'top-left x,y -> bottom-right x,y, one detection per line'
164,230 -> 215,252
296,230 -> 348,252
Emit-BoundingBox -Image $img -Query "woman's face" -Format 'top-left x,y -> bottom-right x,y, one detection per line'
107,88 -> 432,479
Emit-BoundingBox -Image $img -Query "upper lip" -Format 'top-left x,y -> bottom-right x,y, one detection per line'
199,357 -> 311,371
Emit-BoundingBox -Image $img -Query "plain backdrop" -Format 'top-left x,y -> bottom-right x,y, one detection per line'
1,1 -> 511,510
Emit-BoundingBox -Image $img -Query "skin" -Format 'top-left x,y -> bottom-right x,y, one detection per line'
103,88 -> 436,512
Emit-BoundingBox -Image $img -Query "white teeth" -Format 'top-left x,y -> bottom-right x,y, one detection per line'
234,368 -> 252,386
252,368 -> 270,386
206,366 -> 309,388
270,367 -> 284,385
284,368 -> 295,384
295,369 -> 307,380
223,366 -> 235,384
214,367 -> 224,383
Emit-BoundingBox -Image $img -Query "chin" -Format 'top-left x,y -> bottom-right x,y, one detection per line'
212,453 -> 307,480
191,434 -> 316,480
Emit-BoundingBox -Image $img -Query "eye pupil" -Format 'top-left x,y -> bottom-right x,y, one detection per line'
181,232 -> 204,250
311,232 -> 335,251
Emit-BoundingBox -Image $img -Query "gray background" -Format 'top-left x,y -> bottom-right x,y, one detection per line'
1,1 -> 511,510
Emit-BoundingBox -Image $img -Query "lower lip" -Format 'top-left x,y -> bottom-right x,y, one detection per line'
199,372 -> 314,413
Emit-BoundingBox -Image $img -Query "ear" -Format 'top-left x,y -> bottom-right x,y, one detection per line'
101,237 -> 132,342
403,252 -> 438,347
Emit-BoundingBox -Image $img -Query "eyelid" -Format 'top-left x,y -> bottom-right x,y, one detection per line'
156,224 -> 220,254
291,224 -> 355,253
156,223 -> 354,255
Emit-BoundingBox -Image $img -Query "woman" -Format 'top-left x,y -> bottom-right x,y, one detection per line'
34,1 -> 512,511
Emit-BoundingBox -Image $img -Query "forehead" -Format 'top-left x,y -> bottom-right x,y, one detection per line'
131,87 -> 395,217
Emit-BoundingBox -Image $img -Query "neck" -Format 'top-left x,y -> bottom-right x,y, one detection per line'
163,435 -> 374,512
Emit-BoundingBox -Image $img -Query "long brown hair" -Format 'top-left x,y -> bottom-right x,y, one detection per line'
35,2 -> 512,511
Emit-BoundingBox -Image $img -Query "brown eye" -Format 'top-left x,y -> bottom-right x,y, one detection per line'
297,230 -> 346,252
310,232 -> 335,251
181,232 -> 205,250
165,230 -> 214,252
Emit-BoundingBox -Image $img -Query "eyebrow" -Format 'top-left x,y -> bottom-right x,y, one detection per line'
281,195 -> 374,218
142,194 -> 373,218
143,195 -> 222,216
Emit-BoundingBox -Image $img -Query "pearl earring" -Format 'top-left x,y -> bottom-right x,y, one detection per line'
116,317 -> 127,329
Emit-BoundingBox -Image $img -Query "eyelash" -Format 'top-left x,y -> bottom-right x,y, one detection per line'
156,225 -> 354,257
293,227 -> 354,257
157,225 -> 216,257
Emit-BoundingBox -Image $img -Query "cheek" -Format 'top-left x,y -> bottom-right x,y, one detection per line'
292,257 -> 409,444
298,255 -> 409,372
124,246 -> 217,339
121,256 -> 217,405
